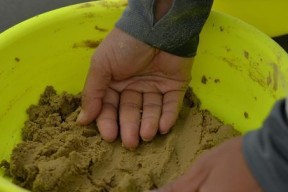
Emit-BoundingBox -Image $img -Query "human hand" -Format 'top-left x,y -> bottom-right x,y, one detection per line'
77,28 -> 193,149
155,137 -> 262,192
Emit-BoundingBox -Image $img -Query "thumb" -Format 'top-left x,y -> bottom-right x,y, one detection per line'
77,54 -> 111,125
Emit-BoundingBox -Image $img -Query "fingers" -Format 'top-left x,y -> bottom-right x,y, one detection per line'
159,91 -> 184,134
77,54 -> 111,125
120,90 -> 142,149
97,88 -> 119,142
140,93 -> 162,141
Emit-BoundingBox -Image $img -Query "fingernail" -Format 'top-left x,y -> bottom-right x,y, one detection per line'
121,143 -> 136,151
160,130 -> 169,135
76,110 -> 85,124
141,137 -> 152,142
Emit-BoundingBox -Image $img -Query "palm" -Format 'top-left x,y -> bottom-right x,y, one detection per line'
110,51 -> 192,93
77,28 -> 193,149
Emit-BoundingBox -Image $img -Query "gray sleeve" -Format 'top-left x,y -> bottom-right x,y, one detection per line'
116,0 -> 213,57
243,99 -> 288,192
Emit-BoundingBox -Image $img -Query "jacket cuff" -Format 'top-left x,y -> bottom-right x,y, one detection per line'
116,0 -> 213,57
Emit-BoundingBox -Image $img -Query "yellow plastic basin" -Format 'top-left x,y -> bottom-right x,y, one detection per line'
1,0 -> 288,191
213,0 -> 288,37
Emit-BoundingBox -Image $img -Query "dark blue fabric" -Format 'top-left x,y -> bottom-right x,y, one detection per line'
244,99 -> 288,192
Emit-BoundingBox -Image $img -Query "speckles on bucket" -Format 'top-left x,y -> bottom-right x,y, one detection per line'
14,57 -> 20,62
244,51 -> 249,59
271,63 -> 279,91
267,72 -> 272,86
95,26 -> 108,32
201,75 -> 208,84
73,40 -> 102,49
77,3 -> 95,9
83,13 -> 96,19
218,25 -> 232,33
99,0 -> 128,8
219,26 -> 224,32
201,75 -> 221,85
222,57 -> 242,71
244,112 -> 249,119
248,70 -> 266,88
249,61 -> 278,92
221,54 -> 279,93
225,46 -> 231,52
53,28 -> 62,33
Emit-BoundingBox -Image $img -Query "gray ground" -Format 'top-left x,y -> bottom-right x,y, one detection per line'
0,0 -> 94,32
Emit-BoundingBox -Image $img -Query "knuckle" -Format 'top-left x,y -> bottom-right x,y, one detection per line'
120,121 -> 140,128
141,115 -> 158,121
143,102 -> 161,109
103,102 -> 118,110
97,116 -> 117,123
163,99 -> 179,106
121,101 -> 142,110
81,91 -> 105,100
162,110 -> 178,116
